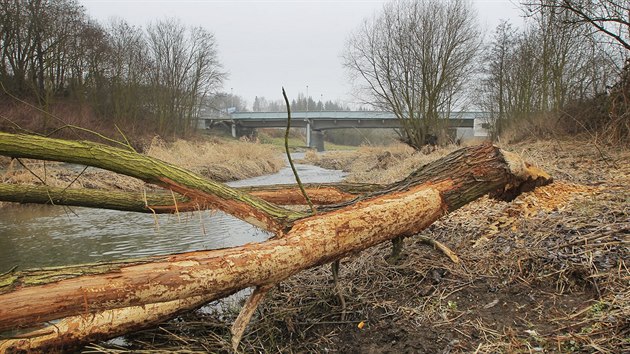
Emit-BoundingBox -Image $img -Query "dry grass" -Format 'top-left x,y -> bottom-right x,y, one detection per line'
0,156 -> 10,168
1,160 -> 145,190
303,142 -> 460,184
90,138 -> 629,353
144,136 -> 284,181
0,136 -> 285,209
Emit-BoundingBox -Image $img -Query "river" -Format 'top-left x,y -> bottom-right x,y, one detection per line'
0,154 -> 345,273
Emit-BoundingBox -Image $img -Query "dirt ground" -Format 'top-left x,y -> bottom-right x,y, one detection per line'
87,139 -> 628,353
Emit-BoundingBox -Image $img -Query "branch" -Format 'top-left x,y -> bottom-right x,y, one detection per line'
282,87 -> 316,213
0,143 -> 552,339
0,183 -> 190,213
0,182 -> 380,211
0,132 -> 305,233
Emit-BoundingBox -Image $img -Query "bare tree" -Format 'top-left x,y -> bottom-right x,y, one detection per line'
206,91 -> 248,112
0,0 -> 48,97
528,0 -> 630,50
480,1 -> 620,140
480,21 -> 518,139
343,0 -> 481,149
105,19 -> 150,130
146,18 -> 225,136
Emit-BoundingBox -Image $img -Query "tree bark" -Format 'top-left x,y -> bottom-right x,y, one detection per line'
0,132 -> 306,233
0,181 -> 378,211
0,133 -> 551,352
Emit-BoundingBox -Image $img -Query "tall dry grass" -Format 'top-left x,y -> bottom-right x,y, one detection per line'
0,136 -> 285,210
1,160 -> 146,191
0,156 -> 10,168
145,136 -> 285,182
303,143 -> 460,184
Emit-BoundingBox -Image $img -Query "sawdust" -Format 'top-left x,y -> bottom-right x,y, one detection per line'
470,182 -> 601,247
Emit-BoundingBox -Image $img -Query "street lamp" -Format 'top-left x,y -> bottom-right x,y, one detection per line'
230,88 -> 234,111
305,85 -> 310,147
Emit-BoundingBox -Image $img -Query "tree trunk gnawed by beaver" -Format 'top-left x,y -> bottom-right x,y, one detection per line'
0,132 -> 551,352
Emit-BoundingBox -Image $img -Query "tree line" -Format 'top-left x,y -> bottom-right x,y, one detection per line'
1,0 -> 225,137
344,0 -> 629,148
2,0 -> 627,146
251,94 -> 350,112
480,0 -> 627,142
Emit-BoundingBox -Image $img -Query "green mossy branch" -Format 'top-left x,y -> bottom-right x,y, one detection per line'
0,132 -> 306,231
0,183 -> 187,213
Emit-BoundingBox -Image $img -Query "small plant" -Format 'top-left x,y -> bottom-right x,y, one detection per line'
590,301 -> 608,315
447,300 -> 458,311
562,339 -> 582,352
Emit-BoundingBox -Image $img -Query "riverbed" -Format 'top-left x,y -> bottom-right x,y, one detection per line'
0,154 -> 345,272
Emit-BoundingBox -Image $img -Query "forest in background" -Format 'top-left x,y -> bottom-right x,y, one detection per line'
343,0 -> 629,148
0,0 -> 628,147
1,0 -> 225,138
479,1 -> 629,146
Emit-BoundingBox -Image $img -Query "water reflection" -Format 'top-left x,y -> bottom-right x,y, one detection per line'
0,205 -> 270,271
0,159 -> 345,272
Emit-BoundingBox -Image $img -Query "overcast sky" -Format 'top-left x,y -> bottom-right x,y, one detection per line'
80,0 -> 524,109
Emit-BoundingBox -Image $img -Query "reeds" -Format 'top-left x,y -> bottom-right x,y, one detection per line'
303,142 -> 459,184
145,136 -> 284,182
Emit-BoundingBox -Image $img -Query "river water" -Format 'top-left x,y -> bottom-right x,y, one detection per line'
0,155 -> 345,273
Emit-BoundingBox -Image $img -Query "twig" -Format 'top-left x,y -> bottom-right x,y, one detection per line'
231,285 -> 272,351
170,189 -> 181,222
417,235 -> 460,263
331,260 -> 346,321
143,188 -> 160,231
61,165 -> 89,193
282,87 -> 316,214
0,265 -> 18,277
115,124 -> 137,152
16,158 -> 47,186
46,124 -> 132,150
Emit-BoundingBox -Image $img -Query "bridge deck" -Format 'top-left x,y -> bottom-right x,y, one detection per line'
200,111 -> 487,129
199,110 -> 489,150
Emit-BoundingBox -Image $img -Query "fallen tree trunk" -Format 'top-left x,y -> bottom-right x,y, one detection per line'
0,181 -> 377,210
0,132 -> 305,233
0,134 -> 551,352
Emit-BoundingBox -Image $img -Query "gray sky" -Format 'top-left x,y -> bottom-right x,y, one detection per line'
81,0 -> 523,109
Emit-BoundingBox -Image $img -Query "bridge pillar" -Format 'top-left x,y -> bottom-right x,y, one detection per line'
231,123 -> 237,138
306,121 -> 312,148
312,130 -> 325,152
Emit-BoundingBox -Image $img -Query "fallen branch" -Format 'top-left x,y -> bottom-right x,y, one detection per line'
0,135 -> 551,351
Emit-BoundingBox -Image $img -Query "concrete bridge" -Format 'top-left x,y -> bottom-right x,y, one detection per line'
199,111 -> 490,151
